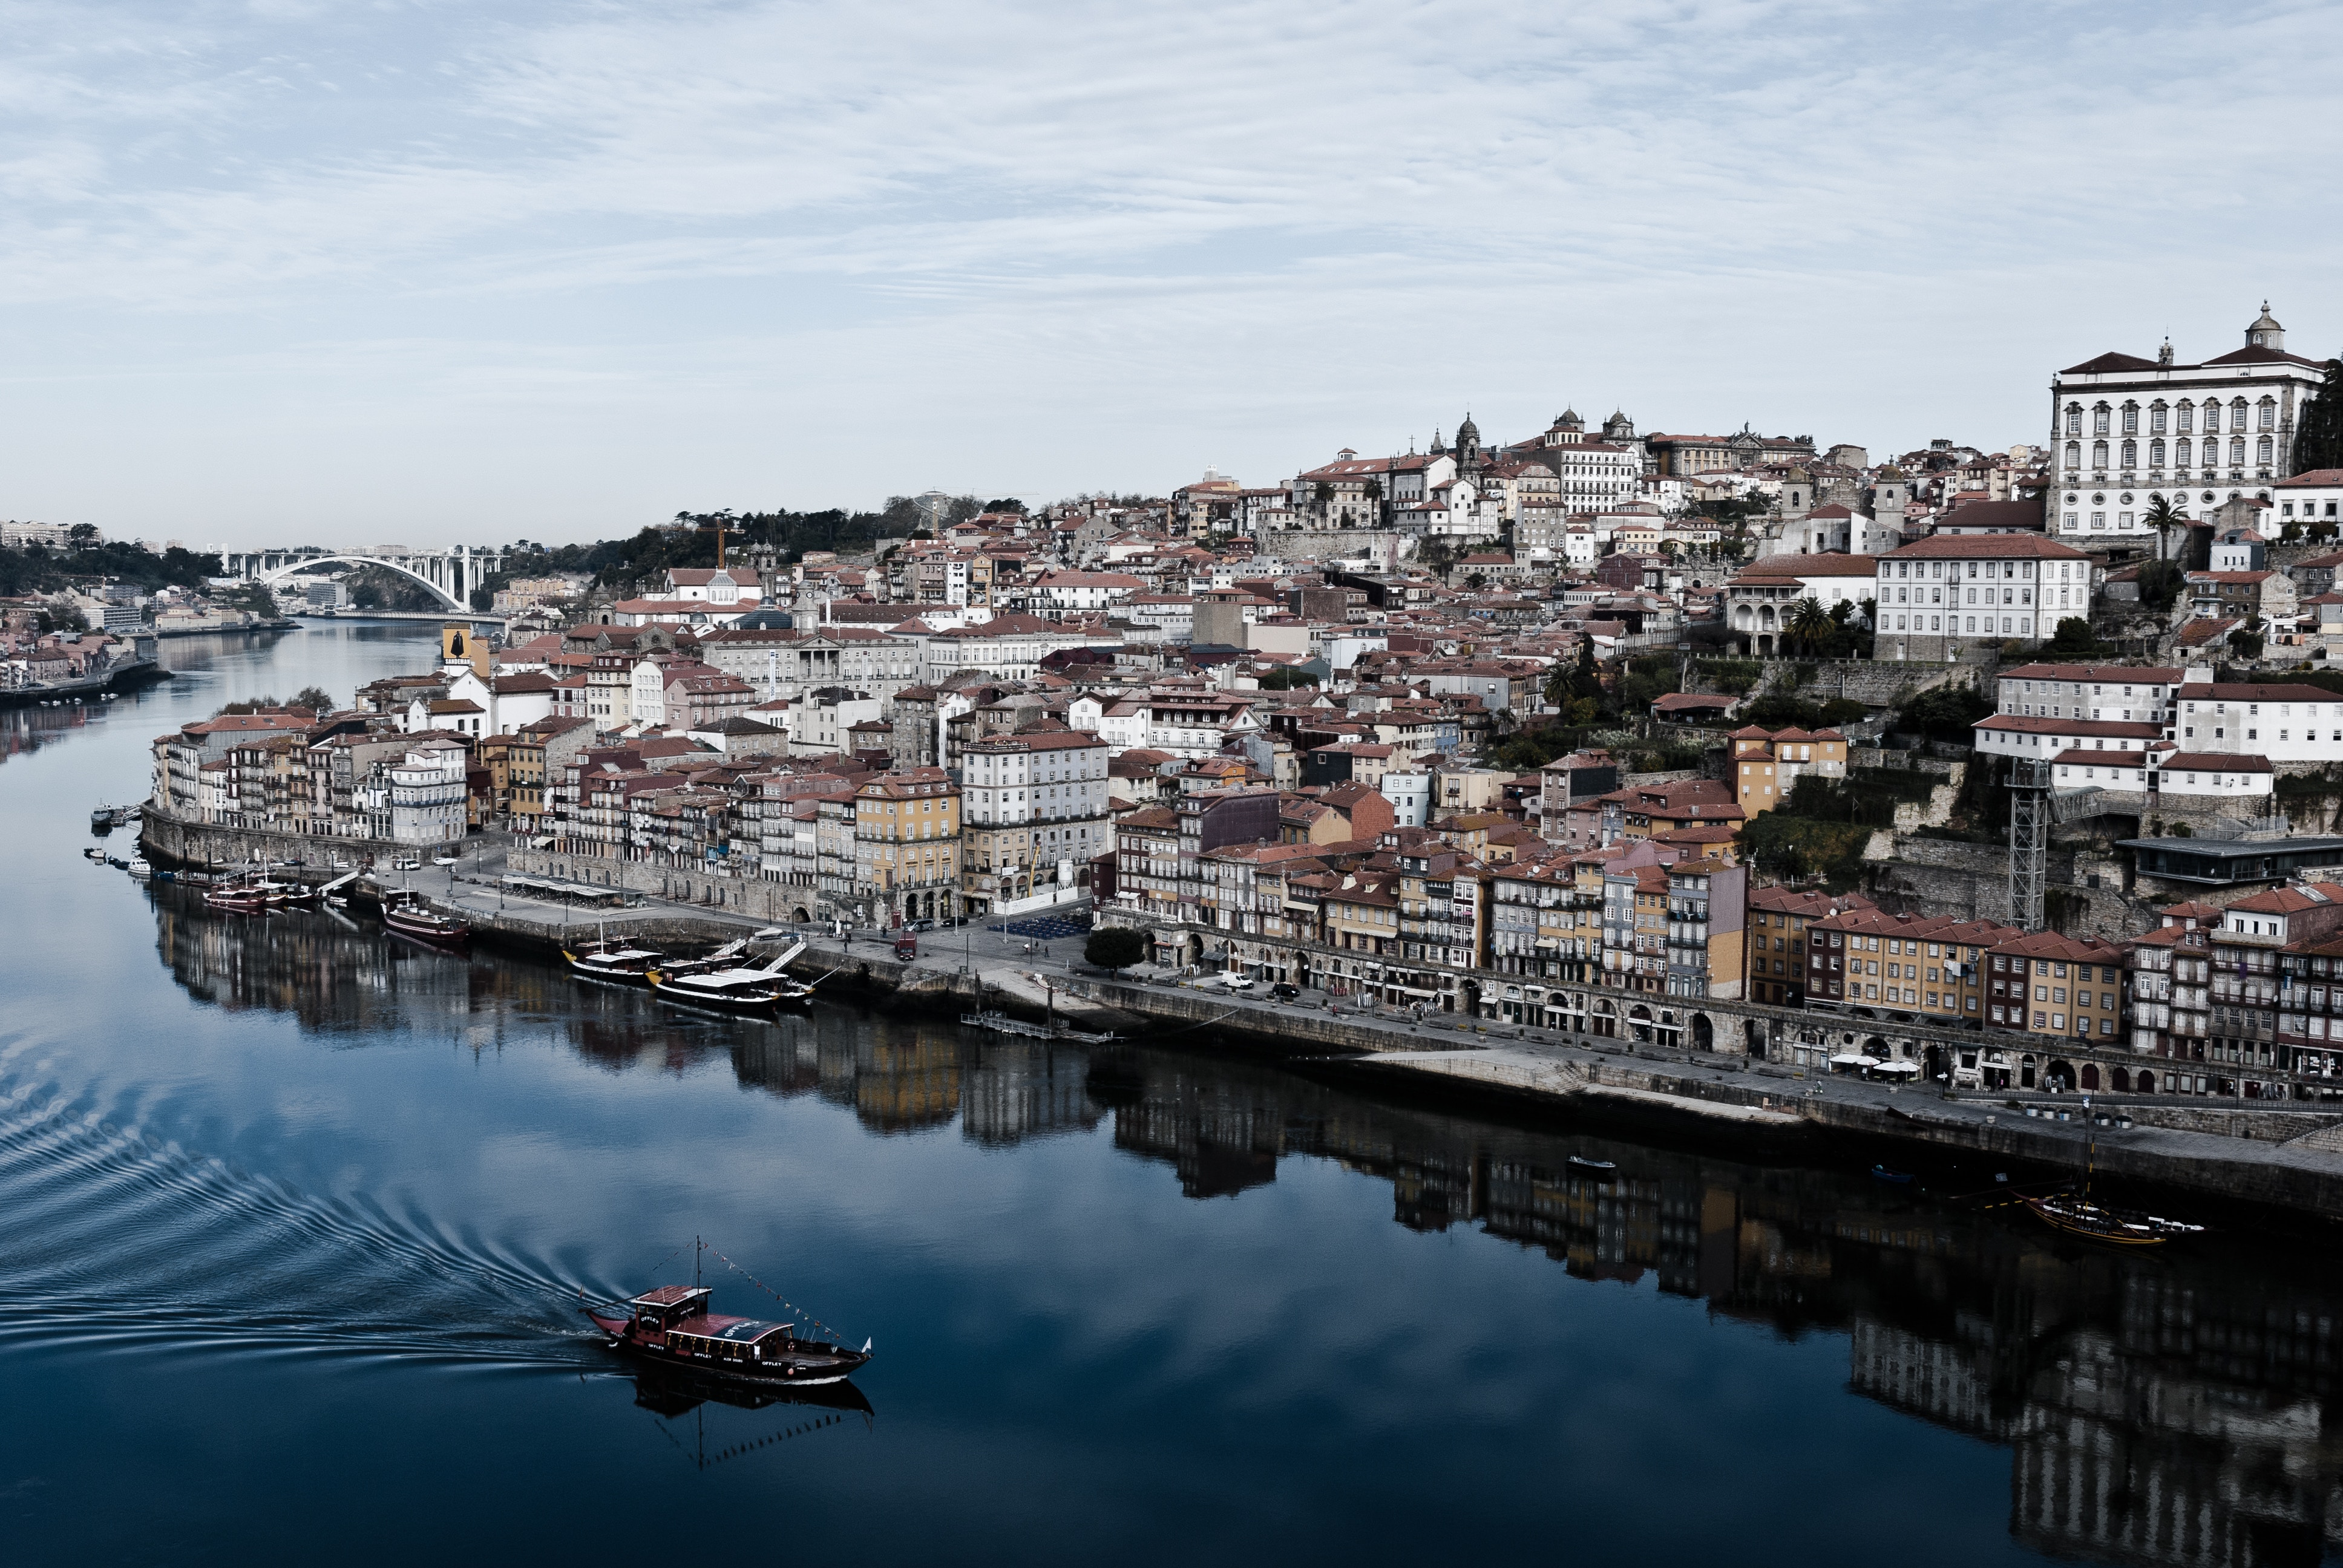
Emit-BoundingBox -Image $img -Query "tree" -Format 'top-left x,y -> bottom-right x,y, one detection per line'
1897,682 -> 1991,740
36,596 -> 87,633
2134,559 -> 2185,610
289,685 -> 335,714
2295,359 -> 2343,474
2229,612 -> 2266,662
1465,572 -> 1487,590
2141,493 -> 2186,530
983,497 -> 1027,514
1784,595 -> 1833,654
2042,616 -> 2108,658
1085,926 -> 1149,975
1256,665 -> 1319,690
66,523 -> 98,549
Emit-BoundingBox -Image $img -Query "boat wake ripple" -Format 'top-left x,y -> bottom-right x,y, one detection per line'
0,1080 -> 604,1372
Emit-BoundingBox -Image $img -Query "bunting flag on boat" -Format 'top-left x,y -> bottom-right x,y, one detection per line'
709,1246 -> 850,1345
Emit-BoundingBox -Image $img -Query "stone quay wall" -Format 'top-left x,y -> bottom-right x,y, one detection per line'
505,844 -> 813,922
1059,973 -> 2343,1217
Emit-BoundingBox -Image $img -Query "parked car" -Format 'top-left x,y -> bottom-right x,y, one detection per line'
1221,973 -> 1257,991
1269,982 -> 1300,1001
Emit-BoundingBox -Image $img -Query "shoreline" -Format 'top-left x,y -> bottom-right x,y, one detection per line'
134,814 -> 2343,1223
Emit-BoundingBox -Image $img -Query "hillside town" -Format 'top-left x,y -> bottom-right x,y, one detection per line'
141,304 -> 2343,1107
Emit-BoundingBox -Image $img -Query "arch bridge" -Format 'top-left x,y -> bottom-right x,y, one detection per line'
221,545 -> 509,614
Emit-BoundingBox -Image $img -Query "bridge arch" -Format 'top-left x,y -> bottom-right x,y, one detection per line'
254,554 -> 470,613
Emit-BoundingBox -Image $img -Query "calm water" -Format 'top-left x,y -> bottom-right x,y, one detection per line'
4,625 -> 2340,1566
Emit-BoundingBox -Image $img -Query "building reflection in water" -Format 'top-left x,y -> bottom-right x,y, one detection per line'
0,704 -> 102,769
151,897 -> 2343,1566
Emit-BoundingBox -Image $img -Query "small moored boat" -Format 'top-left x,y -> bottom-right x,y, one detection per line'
382,889 -> 470,946
2025,1193 -> 2201,1247
585,1281 -> 871,1387
1872,1165 -> 1915,1184
647,942 -> 813,1012
125,856 -> 152,880
564,936 -> 667,985
1567,1154 -> 1617,1175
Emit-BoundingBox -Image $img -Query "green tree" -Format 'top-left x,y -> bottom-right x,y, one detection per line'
2134,558 -> 2185,610
1784,595 -> 1833,654
2295,359 -> 2343,474
2229,612 -> 2266,661
66,523 -> 98,548
1085,926 -> 1149,974
2141,494 -> 2185,531
1256,665 -> 1320,690
289,685 -> 335,713
2042,616 -> 2108,658
1897,682 -> 1991,740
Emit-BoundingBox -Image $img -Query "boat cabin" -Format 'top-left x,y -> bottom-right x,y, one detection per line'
624,1285 -> 795,1365
627,1284 -> 712,1334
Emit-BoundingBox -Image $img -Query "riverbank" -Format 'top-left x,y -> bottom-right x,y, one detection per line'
131,813 -> 2343,1220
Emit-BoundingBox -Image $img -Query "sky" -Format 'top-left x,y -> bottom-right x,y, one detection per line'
3,0 -> 2339,550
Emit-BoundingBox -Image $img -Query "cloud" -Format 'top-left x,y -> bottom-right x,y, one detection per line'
0,0 -> 2338,537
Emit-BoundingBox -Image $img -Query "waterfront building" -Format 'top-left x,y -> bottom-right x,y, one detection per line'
961,729 -> 1110,917
850,768 -> 962,926
1743,888 -> 1875,1008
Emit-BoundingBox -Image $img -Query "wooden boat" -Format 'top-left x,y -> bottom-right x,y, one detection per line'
647,942 -> 812,1011
83,846 -> 107,861
382,889 -> 470,946
563,935 -> 667,985
2025,1128 -> 2200,1246
2025,1193 -> 2201,1246
584,1282 -> 871,1387
125,856 -> 152,880
1872,1165 -> 1915,1184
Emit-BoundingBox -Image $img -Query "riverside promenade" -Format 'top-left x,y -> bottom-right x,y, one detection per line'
134,817 -> 2343,1220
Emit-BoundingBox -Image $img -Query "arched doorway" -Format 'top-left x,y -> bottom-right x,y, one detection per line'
1692,1014 -> 1714,1053
1745,1018 -> 1766,1058
1593,999 -> 1617,1038
1628,1004 -> 1654,1044
2021,1054 -> 2038,1089
2047,1059 -> 2077,1093
2135,1071 -> 2155,1094
2080,1063 -> 2100,1091
793,906 -> 810,923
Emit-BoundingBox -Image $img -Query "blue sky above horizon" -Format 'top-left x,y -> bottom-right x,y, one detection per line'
4,0 -> 2338,549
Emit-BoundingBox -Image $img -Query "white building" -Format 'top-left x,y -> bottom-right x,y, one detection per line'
962,730 -> 1112,910
1994,663 -> 2185,725
1874,535 -> 2095,659
1726,554 -> 1878,656
2273,469 -> 2343,531
2173,681 -> 2343,763
387,744 -> 467,844
2047,304 -> 2327,547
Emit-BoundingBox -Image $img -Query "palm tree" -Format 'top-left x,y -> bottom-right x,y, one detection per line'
1785,595 -> 1833,655
2141,494 -> 2184,529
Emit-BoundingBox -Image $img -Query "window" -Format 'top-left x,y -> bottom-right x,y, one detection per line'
2123,405 -> 2138,434
2177,437 -> 2192,467
2232,437 -> 2247,468
2094,407 -> 2111,436
2260,400 -> 2276,431
2232,400 -> 2249,431
2151,438 -> 2165,467
2121,440 -> 2138,467
2177,402 -> 2194,433
2064,441 -> 2080,469
2258,436 -> 2274,466
2151,403 -> 2168,434
2092,441 -> 2108,469
2065,405 -> 2083,436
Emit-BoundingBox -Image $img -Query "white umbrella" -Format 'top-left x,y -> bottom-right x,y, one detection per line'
1829,1053 -> 1879,1067
1875,1059 -> 1921,1075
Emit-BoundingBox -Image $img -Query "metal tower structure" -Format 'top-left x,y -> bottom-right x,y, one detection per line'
2008,757 -> 2053,930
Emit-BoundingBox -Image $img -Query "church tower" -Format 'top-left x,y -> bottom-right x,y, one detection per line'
1456,412 -> 1483,478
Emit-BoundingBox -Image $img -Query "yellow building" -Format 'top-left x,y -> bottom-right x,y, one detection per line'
1726,725 -> 1849,820
853,767 -> 963,924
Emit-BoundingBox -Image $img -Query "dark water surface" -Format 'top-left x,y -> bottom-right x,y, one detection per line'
5,626 -> 2341,1566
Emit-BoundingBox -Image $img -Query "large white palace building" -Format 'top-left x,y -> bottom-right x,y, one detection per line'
2047,304 -> 2329,549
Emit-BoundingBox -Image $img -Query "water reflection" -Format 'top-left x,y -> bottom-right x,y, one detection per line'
145,887 -> 2343,1567
622,1361 -> 873,1473
0,702 -> 106,769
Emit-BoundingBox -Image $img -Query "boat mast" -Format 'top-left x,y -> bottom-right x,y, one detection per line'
695,1235 -> 701,1289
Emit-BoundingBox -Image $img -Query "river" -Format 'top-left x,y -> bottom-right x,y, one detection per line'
3,623 -> 2339,1566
